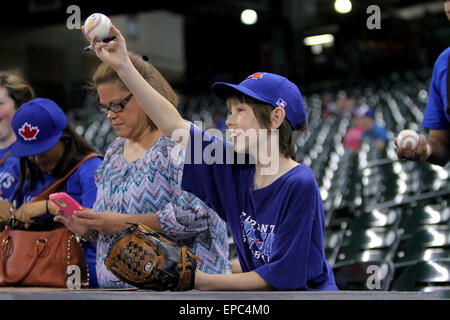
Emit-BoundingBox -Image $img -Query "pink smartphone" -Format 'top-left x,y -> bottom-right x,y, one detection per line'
49,192 -> 85,218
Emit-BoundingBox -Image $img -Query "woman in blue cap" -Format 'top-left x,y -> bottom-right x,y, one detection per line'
84,25 -> 337,291
5,98 -> 102,288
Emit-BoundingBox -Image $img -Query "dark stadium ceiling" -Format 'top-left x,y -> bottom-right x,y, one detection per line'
0,0 -> 445,29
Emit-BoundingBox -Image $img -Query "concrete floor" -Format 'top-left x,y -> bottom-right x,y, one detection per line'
0,287 -> 447,300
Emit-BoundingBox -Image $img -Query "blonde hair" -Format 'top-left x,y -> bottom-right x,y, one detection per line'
0,72 -> 35,109
91,51 -> 179,130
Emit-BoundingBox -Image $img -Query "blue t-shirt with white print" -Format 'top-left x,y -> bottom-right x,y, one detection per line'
181,124 -> 337,291
422,47 -> 450,130
0,145 -> 19,200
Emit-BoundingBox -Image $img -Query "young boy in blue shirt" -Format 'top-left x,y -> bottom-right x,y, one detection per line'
84,25 -> 338,291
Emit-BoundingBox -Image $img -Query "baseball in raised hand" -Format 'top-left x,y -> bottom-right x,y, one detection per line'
82,20 -> 131,72
84,13 -> 112,42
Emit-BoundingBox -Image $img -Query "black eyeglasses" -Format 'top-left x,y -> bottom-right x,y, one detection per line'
96,93 -> 133,115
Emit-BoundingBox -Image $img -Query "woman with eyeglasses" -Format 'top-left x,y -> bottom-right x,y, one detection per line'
54,51 -> 230,288
4,98 -> 102,288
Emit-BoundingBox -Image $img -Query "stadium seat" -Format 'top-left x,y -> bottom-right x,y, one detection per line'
391,259 -> 450,296
347,208 -> 401,231
325,229 -> 344,266
394,225 -> 450,268
334,227 -> 401,267
395,248 -> 450,269
333,261 -> 395,291
399,205 -> 450,236
328,207 -> 358,234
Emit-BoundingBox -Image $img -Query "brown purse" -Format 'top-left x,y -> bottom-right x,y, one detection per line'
0,223 -> 88,287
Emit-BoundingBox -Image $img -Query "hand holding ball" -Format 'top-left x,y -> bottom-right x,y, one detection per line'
396,129 -> 419,151
81,14 -> 129,72
84,13 -> 112,42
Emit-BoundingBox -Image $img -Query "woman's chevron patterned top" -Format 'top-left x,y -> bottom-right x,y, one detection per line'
93,136 -> 231,288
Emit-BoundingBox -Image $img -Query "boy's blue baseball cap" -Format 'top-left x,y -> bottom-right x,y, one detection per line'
10,98 -> 68,157
212,72 -> 307,130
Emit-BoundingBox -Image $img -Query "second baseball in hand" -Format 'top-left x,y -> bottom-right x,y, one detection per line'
397,129 -> 419,150
84,13 -> 112,41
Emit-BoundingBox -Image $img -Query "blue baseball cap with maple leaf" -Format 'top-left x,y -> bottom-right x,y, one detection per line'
10,98 -> 68,157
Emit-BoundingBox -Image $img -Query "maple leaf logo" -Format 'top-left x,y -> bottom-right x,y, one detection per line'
18,122 -> 39,141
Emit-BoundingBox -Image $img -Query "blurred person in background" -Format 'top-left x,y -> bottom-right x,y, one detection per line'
343,126 -> 365,152
320,93 -> 339,119
336,91 -> 358,118
348,104 -> 388,151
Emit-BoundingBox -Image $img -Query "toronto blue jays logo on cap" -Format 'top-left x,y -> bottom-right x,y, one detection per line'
18,122 -> 39,141
246,72 -> 266,81
10,98 -> 68,158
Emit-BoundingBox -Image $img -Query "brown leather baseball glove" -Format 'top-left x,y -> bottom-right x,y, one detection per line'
104,223 -> 200,291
